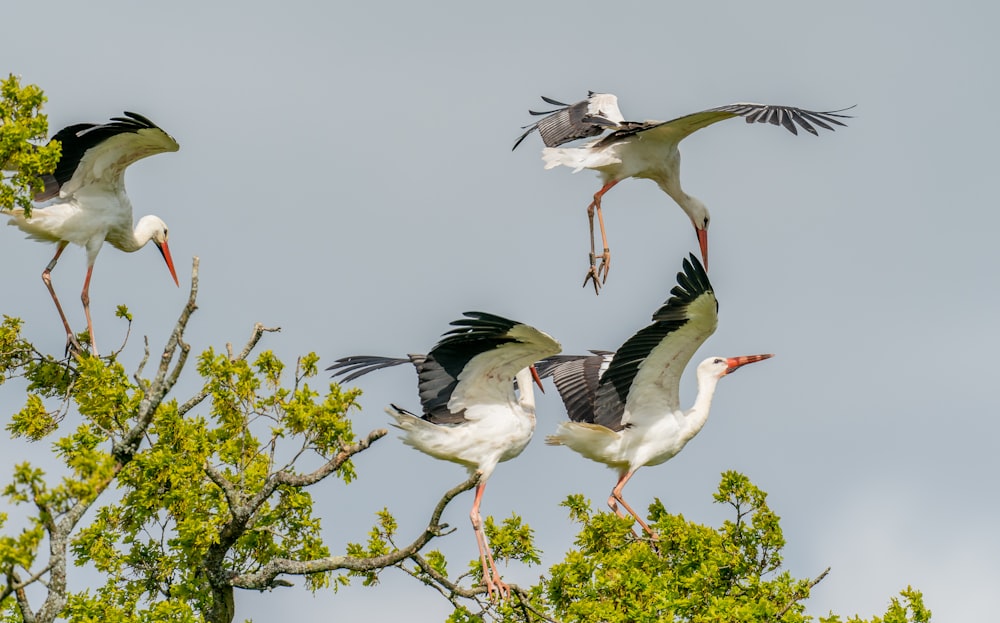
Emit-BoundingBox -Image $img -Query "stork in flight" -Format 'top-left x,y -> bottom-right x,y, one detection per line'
328,312 -> 561,600
537,255 -> 772,537
4,112 -> 180,356
514,92 -> 850,293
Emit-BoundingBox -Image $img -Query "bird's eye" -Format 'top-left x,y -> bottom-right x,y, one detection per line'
714,358 -> 724,364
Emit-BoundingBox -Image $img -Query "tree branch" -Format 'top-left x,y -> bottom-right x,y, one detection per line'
270,429 -> 387,489
228,473 -> 480,589
15,259 -> 203,623
176,323 -> 280,417
115,257 -> 200,464
776,566 -> 830,619
204,462 -> 245,523
0,564 -> 53,603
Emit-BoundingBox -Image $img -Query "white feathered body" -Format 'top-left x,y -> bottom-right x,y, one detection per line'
387,366 -> 539,479
542,136 -> 685,203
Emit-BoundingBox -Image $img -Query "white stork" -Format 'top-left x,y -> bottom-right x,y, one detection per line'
328,311 -> 561,600
4,112 -> 180,355
537,255 -> 772,536
514,92 -> 850,293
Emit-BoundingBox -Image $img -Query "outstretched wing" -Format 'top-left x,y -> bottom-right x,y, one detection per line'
38,111 -> 179,201
596,103 -> 852,149
536,350 -> 614,426
430,312 -> 561,421
332,313 -> 561,426
513,92 -> 625,150
595,255 -> 718,429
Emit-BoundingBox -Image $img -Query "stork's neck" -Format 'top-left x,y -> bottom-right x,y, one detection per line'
659,183 -> 708,229
514,367 -> 537,416
683,372 -> 723,438
112,215 -> 164,253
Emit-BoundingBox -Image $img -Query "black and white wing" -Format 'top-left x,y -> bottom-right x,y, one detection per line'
596,103 -> 852,149
328,353 -> 467,425
427,312 -> 560,422
593,255 -> 718,430
513,92 -> 626,150
332,313 -> 560,426
37,111 -> 179,201
536,350 -> 614,425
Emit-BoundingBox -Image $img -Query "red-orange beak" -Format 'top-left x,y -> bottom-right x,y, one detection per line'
530,365 -> 545,393
696,228 -> 709,271
156,240 -> 180,287
724,354 -> 773,375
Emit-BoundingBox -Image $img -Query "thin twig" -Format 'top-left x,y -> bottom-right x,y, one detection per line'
776,567 -> 831,619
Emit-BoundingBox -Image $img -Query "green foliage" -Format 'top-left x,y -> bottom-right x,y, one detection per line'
820,588 -> 931,623
0,75 -> 59,215
1,308 -> 369,621
468,472 -> 930,623
68,348 -> 363,614
0,310 -> 931,623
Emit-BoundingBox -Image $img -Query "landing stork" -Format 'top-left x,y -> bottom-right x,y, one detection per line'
515,92 -> 850,292
328,312 -> 561,600
538,255 -> 772,536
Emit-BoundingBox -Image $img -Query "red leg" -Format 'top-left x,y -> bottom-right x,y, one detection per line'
469,480 -> 509,601
609,470 -> 657,539
582,180 -> 618,294
41,242 -> 83,355
81,263 -> 98,356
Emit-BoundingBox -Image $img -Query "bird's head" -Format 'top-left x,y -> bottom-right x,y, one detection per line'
137,215 -> 179,287
699,353 -> 773,380
682,196 -> 710,270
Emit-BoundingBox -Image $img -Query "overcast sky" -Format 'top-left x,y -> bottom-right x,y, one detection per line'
2,1 -> 998,621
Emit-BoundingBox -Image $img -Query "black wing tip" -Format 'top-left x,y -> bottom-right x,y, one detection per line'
721,103 -> 854,136
454,310 -> 519,328
434,311 -> 522,347
120,111 -> 159,129
648,254 -> 714,321
682,253 -> 709,284
326,355 -> 408,382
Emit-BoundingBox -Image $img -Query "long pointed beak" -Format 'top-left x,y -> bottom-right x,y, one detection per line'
530,365 -> 545,393
724,353 -> 773,375
696,228 -> 709,271
156,240 -> 180,287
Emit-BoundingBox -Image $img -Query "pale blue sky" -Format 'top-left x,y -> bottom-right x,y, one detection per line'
2,1 -> 998,620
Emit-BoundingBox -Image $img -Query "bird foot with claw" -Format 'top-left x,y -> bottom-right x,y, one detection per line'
64,334 -> 86,358
582,251 -> 611,294
485,575 -> 511,602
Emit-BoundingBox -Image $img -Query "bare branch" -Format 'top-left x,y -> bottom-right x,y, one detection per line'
408,551 -> 482,599
270,429 -> 387,489
776,566 -> 831,619
11,571 -> 36,623
228,473 -> 480,589
132,336 -> 152,392
204,463 -> 245,523
236,323 -> 281,362
0,564 -> 53,603
116,257 -> 201,464
176,323 -> 280,418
